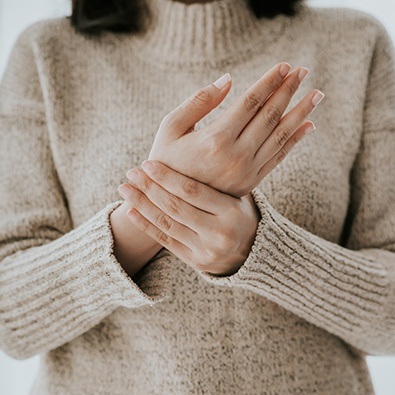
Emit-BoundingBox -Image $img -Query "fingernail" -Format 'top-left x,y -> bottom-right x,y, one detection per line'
312,91 -> 325,106
213,73 -> 231,90
305,123 -> 316,134
126,169 -> 138,181
298,67 -> 310,83
118,184 -> 131,199
141,160 -> 155,173
280,63 -> 291,77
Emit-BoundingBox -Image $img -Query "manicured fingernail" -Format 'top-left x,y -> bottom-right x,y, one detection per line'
312,91 -> 325,106
213,73 -> 231,90
280,63 -> 291,77
126,169 -> 139,182
118,184 -> 131,199
298,67 -> 310,83
305,123 -> 316,134
141,160 -> 155,173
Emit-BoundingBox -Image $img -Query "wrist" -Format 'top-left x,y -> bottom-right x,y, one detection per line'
110,201 -> 162,278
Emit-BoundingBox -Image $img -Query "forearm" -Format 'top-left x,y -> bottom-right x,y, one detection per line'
0,201 -> 165,359
110,201 -> 162,278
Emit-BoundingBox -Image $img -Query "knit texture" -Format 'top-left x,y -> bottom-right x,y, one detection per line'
0,0 -> 394,393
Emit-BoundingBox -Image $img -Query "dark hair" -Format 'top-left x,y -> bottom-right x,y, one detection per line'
70,0 -> 305,34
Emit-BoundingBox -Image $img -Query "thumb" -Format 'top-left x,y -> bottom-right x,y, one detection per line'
163,73 -> 232,137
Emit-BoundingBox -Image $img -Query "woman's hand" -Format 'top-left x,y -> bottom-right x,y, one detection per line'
148,62 -> 324,197
118,161 -> 261,276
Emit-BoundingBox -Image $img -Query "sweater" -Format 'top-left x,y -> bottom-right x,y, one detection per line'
0,0 -> 394,393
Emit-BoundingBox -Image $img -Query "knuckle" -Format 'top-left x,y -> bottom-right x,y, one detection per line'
132,190 -> 144,209
244,91 -> 265,114
264,76 -> 279,92
275,148 -> 288,165
263,105 -> 282,128
181,179 -> 200,197
157,213 -> 172,232
206,133 -> 226,154
274,126 -> 293,147
137,172 -> 150,192
203,249 -> 219,267
161,112 -> 176,128
164,195 -> 181,215
284,81 -> 298,97
157,170 -> 167,183
190,89 -> 212,106
157,231 -> 171,245
150,163 -> 167,182
140,218 -> 150,232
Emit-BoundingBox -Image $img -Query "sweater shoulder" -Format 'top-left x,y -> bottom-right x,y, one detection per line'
294,6 -> 393,60
14,16 -> 110,68
0,18 -> 76,117
301,6 -> 390,40
14,16 -> 76,49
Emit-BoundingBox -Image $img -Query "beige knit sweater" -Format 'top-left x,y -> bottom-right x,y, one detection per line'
1,0 -> 394,393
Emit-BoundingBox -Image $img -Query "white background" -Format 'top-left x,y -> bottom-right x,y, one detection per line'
0,0 -> 394,394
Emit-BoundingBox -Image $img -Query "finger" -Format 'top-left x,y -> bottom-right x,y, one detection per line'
161,73 -> 232,138
255,89 -> 325,165
127,208 -> 193,263
257,121 -> 316,179
118,182 -> 198,249
138,160 -> 234,214
214,62 -> 291,138
239,66 -> 309,148
126,168 -> 212,231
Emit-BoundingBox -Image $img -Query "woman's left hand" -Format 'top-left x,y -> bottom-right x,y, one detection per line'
120,160 -> 260,276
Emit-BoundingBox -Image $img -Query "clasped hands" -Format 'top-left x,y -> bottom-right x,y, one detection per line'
118,63 -> 324,276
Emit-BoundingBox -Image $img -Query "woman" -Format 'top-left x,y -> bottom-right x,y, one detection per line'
0,0 -> 394,393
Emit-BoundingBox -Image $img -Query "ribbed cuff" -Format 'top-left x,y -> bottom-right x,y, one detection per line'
0,200 -> 171,359
198,190 -> 388,342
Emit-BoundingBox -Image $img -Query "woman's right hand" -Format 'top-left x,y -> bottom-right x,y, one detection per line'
148,62 -> 324,197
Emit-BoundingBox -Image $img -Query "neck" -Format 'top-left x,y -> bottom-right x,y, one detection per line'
113,0 -> 293,70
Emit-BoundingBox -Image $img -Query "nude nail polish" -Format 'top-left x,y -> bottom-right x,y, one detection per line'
213,73 -> 231,90
280,63 -> 291,77
305,124 -> 316,134
312,91 -> 325,106
298,67 -> 310,83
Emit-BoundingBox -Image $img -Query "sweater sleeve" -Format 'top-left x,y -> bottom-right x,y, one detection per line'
0,24 -> 171,360
198,19 -> 395,356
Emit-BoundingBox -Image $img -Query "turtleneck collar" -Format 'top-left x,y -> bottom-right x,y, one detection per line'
123,0 -> 295,70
